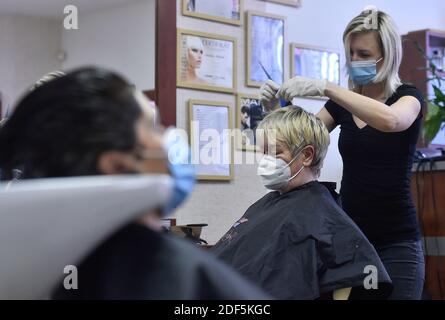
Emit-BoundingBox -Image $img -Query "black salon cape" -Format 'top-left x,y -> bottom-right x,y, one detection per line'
211,181 -> 392,300
52,223 -> 269,300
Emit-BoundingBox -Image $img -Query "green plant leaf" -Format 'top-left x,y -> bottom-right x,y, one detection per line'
426,102 -> 440,120
431,85 -> 445,107
414,43 -> 445,142
424,115 -> 443,141
432,85 -> 445,101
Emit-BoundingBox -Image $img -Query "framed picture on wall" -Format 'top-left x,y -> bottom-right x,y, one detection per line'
182,0 -> 243,26
290,43 -> 341,97
188,100 -> 234,181
260,0 -> 302,7
177,29 -> 237,94
246,11 -> 285,87
236,94 -> 266,151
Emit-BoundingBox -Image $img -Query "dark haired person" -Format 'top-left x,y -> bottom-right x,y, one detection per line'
0,67 -> 268,300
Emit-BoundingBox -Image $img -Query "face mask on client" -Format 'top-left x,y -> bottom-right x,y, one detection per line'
257,147 -> 306,192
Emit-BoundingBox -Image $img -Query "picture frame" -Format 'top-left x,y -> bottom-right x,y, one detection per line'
177,29 -> 237,94
182,0 -> 244,26
246,11 -> 285,88
260,0 -> 302,7
290,43 -> 341,84
188,100 -> 234,181
236,93 -> 266,152
290,43 -> 340,100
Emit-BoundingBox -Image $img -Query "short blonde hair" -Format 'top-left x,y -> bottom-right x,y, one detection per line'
258,106 -> 330,176
343,9 -> 402,98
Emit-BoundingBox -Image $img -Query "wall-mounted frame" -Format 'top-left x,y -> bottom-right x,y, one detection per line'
182,0 -> 243,26
236,94 -> 266,152
177,29 -> 237,94
290,43 -> 341,84
246,11 -> 285,88
290,43 -> 340,100
188,100 -> 234,181
260,0 -> 302,7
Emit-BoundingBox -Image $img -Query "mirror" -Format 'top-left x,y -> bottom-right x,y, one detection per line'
0,0 -> 176,125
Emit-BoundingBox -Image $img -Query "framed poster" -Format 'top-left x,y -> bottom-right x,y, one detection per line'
182,0 -> 243,26
260,0 -> 301,7
246,11 -> 285,87
177,29 -> 237,94
188,100 -> 234,180
290,43 -> 341,85
236,94 -> 266,151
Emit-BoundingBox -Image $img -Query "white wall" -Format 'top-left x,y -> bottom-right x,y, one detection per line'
62,0 -> 156,91
174,0 -> 445,245
0,15 -> 62,106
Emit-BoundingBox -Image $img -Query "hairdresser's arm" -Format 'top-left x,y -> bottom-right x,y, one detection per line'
324,82 -> 420,133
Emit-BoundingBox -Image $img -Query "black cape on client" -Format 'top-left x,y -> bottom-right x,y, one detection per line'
52,223 -> 269,300
211,181 -> 393,300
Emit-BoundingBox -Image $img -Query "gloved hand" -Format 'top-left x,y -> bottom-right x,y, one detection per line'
276,76 -> 327,101
259,80 -> 280,112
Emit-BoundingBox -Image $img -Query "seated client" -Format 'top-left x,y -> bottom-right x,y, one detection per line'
211,106 -> 393,300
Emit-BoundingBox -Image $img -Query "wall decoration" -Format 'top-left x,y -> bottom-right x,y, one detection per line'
177,29 -> 237,93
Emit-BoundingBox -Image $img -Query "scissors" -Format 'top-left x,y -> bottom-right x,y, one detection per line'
258,62 -> 291,107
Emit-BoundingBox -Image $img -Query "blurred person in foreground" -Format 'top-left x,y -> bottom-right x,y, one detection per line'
0,67 -> 268,300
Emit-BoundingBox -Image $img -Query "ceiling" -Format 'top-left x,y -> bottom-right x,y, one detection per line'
0,0 -> 140,18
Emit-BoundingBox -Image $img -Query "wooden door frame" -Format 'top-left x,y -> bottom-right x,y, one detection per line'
155,0 -> 176,127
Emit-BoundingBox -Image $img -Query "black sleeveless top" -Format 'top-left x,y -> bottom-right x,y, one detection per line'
324,84 -> 423,246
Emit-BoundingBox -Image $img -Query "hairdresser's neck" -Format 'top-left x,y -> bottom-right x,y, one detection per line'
359,81 -> 386,101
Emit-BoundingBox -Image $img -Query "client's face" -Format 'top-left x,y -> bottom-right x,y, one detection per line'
275,141 -> 297,167
263,138 -> 304,176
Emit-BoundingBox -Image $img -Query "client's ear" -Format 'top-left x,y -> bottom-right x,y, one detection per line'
302,146 -> 315,167
97,151 -> 138,174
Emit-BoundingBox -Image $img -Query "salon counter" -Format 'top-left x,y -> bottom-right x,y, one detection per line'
412,160 -> 445,172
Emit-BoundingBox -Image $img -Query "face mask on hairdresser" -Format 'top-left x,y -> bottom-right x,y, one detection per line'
257,147 -> 306,192
348,57 -> 382,85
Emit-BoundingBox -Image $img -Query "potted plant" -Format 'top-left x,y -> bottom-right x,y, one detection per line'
416,43 -> 445,142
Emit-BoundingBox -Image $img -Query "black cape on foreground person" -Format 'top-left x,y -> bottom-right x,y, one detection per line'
211,181 -> 393,300
52,223 -> 270,300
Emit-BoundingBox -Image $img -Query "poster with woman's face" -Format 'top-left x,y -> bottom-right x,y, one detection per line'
178,30 -> 236,93
236,94 -> 265,151
247,12 -> 285,87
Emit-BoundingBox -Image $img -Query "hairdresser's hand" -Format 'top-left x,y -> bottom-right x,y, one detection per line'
277,76 -> 327,101
259,80 -> 280,112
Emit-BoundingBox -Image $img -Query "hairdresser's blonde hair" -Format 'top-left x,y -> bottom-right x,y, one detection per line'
258,106 -> 330,176
343,9 -> 402,98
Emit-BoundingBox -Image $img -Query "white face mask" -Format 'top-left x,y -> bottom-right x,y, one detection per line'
257,149 -> 305,192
